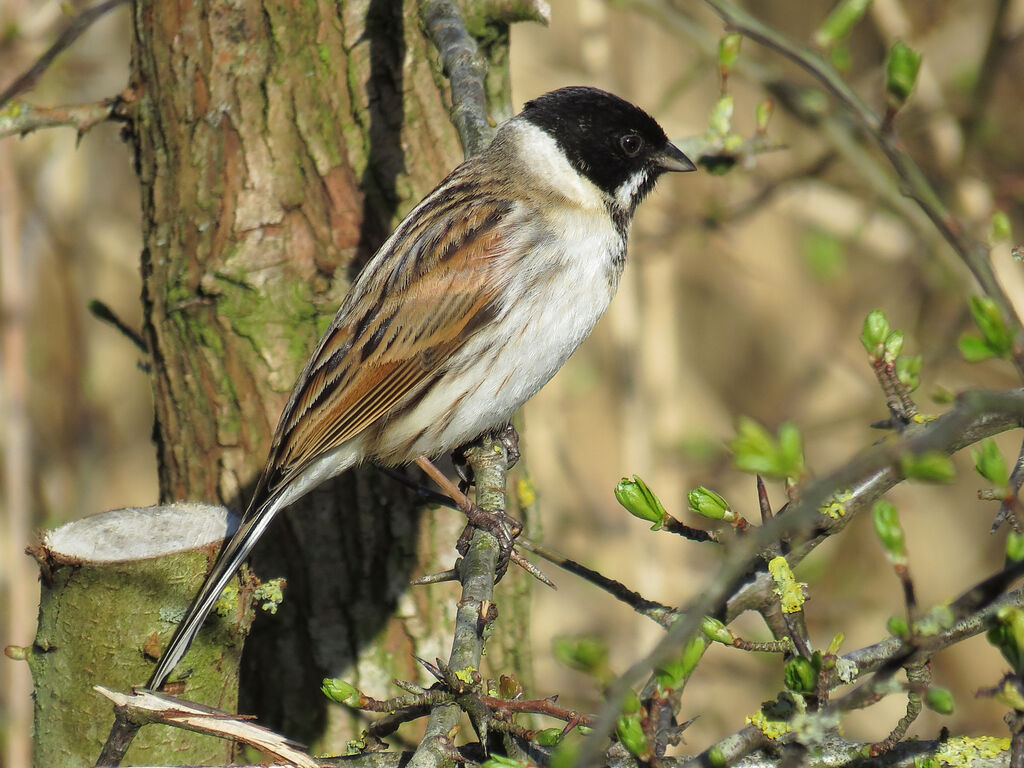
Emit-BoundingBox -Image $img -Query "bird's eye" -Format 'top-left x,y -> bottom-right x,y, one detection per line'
620,134 -> 643,157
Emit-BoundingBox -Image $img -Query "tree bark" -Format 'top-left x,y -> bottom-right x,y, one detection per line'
124,0 -> 525,754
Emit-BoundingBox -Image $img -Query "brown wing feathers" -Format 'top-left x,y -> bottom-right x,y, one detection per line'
255,197 -> 515,500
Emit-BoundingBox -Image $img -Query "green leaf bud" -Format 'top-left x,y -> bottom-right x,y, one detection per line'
813,0 -> 872,49
883,330 -> 904,362
784,655 -> 820,694
700,616 -> 734,645
887,615 -> 910,640
967,295 -> 1012,358
553,635 -> 609,677
972,439 -> 1009,488
755,99 -> 774,133
718,33 -> 742,70
991,210 -> 1012,243
535,728 -> 564,747
895,354 -> 922,391
321,678 -> 361,706
871,500 -> 907,564
885,41 -> 922,108
615,475 -> 668,529
860,310 -> 890,358
687,486 -> 734,521
1007,531 -> 1024,565
924,686 -> 954,715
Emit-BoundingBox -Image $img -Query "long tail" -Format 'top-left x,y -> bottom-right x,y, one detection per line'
145,491 -> 289,690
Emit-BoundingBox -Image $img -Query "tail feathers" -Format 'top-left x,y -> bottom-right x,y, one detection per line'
145,493 -> 286,691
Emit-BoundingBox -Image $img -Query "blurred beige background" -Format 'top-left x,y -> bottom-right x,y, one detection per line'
3,0 -> 1024,763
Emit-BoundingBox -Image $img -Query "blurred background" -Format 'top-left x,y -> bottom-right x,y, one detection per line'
2,0 -> 1024,763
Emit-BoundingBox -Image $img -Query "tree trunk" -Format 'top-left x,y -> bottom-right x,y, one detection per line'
125,0 -> 526,754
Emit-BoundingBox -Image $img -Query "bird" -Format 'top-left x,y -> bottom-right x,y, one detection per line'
146,85 -> 696,691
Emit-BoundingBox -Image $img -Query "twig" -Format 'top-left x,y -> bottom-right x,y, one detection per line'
92,687 -> 319,768
994,437 -> 1024,532
963,0 -> 1015,156
88,299 -> 148,353
0,0 -> 129,110
0,97 -> 126,140
518,538 -> 678,628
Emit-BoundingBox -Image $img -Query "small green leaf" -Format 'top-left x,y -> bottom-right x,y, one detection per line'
718,33 -> 742,70
895,354 -> 922,391
860,310 -> 890,359
1007,531 -> 1024,565
887,615 -> 910,639
924,686 -> 954,715
321,678 -> 361,706
883,330 -> 904,362
988,606 -> 1024,674
687,486 -> 734,521
813,0 -> 873,49
553,635 -> 610,680
784,654 -> 821,694
730,417 -> 805,480
534,728 -> 564,747
755,99 -> 774,133
615,691 -> 652,761
826,632 -> 845,655
615,475 -> 668,529
972,439 -> 1009,488
655,634 -> 709,691
885,41 -> 922,108
872,500 -> 907,564
958,333 -> 998,362
700,616 -> 734,645
965,295 -> 1013,359
900,451 -> 955,483
991,210 -> 1012,243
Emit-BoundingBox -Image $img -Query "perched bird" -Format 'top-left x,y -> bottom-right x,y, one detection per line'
147,86 -> 695,690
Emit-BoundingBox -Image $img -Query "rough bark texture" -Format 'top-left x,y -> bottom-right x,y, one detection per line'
125,0 -> 524,755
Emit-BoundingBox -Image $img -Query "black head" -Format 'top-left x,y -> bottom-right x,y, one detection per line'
520,86 -> 694,209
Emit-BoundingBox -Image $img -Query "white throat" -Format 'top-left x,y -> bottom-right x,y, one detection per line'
509,121 -> 607,210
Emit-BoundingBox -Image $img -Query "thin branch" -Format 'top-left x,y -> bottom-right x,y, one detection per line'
0,0 -> 129,110
0,97 -> 126,140
963,0 -> 1015,156
519,537 -> 678,628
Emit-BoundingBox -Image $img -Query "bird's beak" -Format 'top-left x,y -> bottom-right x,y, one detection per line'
655,142 -> 697,173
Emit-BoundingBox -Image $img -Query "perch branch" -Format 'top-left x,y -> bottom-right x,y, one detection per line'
420,0 -> 496,157
407,436 -> 507,768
